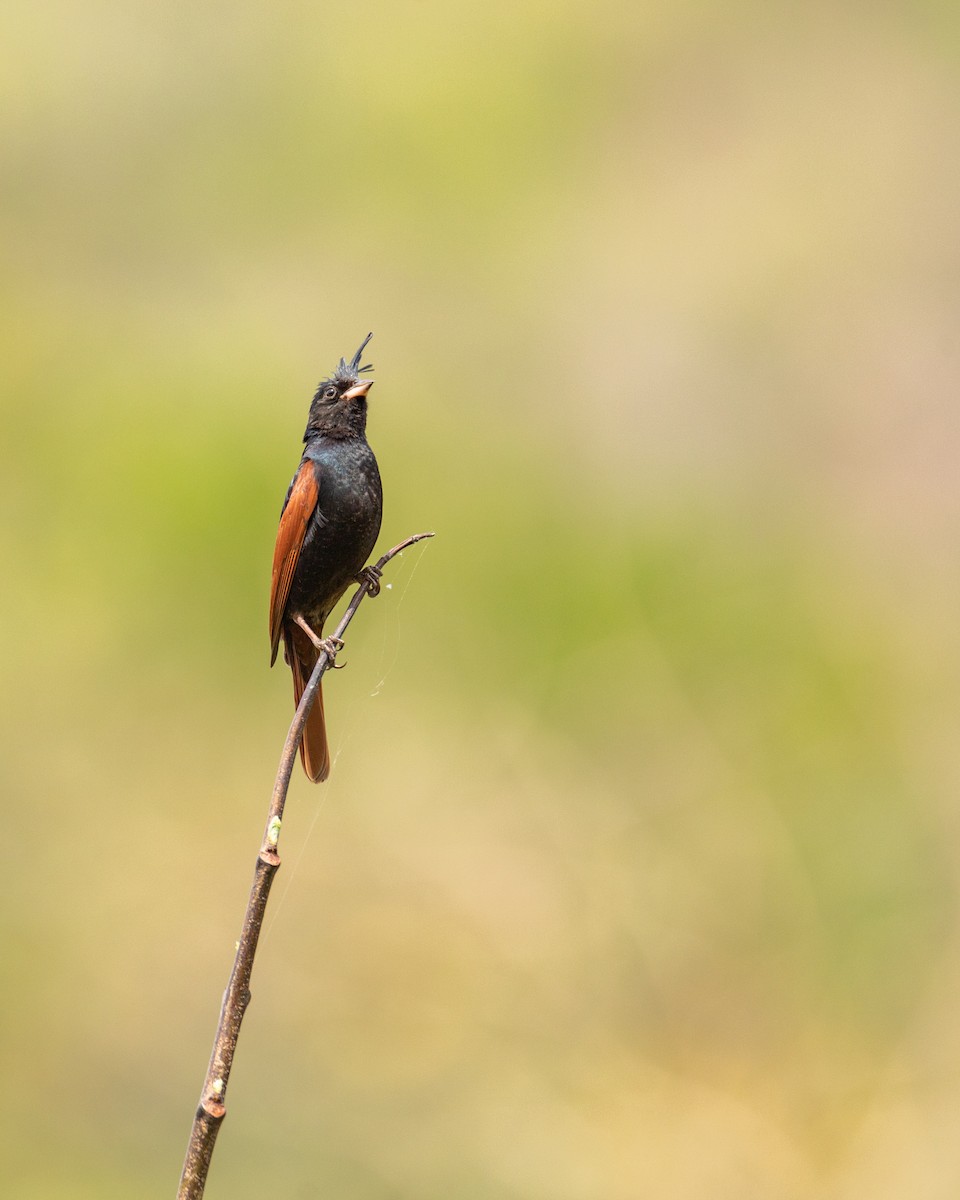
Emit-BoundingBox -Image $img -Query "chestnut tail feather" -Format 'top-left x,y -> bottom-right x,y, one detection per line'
289,644 -> 331,783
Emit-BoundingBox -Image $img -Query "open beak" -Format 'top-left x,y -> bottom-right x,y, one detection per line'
341,380 -> 373,402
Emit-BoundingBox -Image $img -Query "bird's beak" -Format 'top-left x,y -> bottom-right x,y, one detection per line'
341,380 -> 373,402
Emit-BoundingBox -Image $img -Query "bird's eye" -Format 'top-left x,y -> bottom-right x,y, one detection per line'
324,386 -> 338,401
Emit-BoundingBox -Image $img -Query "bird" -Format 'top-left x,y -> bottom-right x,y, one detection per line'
269,333 -> 384,781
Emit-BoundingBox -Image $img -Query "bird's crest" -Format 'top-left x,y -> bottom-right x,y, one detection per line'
332,332 -> 374,385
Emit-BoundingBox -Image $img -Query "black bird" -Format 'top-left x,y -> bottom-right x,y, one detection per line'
269,333 -> 383,781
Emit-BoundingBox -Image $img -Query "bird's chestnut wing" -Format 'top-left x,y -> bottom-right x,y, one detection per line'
269,459 -> 319,665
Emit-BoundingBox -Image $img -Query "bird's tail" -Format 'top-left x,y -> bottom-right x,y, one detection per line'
289,640 -> 331,783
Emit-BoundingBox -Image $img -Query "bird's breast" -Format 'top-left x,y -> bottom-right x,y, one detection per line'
287,437 -> 383,625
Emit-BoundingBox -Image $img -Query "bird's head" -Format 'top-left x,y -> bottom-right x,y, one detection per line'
304,332 -> 375,440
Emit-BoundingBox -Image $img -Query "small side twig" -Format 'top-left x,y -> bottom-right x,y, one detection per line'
177,531 -> 434,1200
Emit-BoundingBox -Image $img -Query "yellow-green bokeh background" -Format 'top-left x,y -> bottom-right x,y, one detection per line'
4,2 -> 960,1196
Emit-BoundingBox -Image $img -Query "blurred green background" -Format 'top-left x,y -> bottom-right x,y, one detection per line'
3,1 -> 960,1196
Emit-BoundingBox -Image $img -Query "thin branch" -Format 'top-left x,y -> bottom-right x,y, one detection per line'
177,531 -> 435,1200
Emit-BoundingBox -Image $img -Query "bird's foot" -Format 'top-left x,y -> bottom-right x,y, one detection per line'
293,616 -> 346,669
357,564 -> 383,597
319,636 -> 346,669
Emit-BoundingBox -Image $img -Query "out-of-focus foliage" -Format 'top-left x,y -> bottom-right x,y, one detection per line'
3,1 -> 960,1196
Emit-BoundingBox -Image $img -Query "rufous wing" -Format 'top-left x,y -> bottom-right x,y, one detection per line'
269,459 -> 319,665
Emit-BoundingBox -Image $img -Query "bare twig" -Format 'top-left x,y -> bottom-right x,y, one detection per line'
177,531 -> 434,1199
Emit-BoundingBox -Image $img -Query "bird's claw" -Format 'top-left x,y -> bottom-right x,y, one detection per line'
293,616 -> 347,669
319,636 -> 346,669
357,564 -> 383,597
